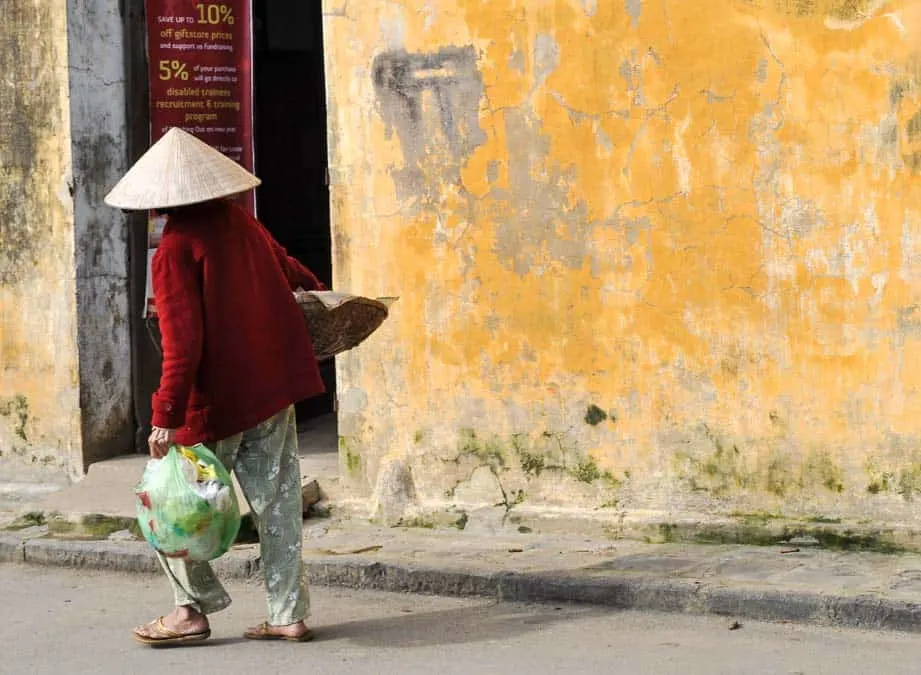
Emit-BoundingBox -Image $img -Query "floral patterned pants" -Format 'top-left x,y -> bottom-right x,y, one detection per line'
157,405 -> 309,625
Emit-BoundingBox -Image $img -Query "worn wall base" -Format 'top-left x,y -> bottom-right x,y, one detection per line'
339,501 -> 921,555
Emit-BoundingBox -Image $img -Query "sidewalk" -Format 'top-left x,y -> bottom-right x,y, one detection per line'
5,513 -> 921,633
4,412 -> 921,634
0,414 -> 345,528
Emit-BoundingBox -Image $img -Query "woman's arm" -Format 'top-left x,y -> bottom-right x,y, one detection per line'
149,236 -> 204,433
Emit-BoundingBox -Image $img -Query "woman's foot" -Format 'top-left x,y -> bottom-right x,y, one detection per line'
244,620 -> 312,642
134,606 -> 211,645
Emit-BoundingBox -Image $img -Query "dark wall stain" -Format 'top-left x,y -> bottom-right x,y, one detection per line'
0,2 -> 63,285
0,394 -> 30,443
788,0 -> 820,16
65,0 -> 136,467
765,0 -> 876,20
824,0 -> 873,21
882,54 -> 921,173
76,276 -> 134,466
372,46 -> 486,202
585,404 -> 608,426
73,133 -> 122,266
905,106 -> 921,171
907,110 -> 921,140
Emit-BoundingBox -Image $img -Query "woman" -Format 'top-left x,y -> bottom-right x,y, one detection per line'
106,128 -> 325,645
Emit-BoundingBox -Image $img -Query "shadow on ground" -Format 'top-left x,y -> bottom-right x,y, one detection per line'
313,601 -> 604,649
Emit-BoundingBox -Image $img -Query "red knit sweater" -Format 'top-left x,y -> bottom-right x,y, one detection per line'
150,200 -> 326,445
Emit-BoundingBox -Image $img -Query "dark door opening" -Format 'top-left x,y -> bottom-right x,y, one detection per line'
252,0 -> 335,425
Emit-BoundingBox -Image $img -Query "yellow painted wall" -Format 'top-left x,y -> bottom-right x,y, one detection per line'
324,0 -> 921,528
0,1 -> 82,479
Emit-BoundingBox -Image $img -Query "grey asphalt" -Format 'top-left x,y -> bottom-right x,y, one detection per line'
5,563 -> 921,675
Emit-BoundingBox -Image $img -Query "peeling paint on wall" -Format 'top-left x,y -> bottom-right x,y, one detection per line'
0,0 -> 133,478
66,0 -> 134,467
0,5 -> 55,285
624,0 -> 642,26
372,46 -> 486,204
0,0 -> 81,478
324,0 -> 921,526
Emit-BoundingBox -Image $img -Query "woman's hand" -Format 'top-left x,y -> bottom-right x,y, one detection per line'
148,427 -> 178,458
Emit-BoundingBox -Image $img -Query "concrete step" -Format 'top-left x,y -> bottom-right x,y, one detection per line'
23,451 -> 340,521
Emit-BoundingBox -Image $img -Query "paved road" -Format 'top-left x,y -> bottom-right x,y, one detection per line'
5,563 -> 921,675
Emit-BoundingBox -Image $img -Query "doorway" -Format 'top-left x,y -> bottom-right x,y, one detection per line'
252,0 -> 335,425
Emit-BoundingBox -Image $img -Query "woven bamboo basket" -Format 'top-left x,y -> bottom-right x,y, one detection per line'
294,291 -> 391,361
147,292 -> 392,362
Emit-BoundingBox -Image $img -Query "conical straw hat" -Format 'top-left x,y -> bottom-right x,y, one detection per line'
104,128 -> 261,210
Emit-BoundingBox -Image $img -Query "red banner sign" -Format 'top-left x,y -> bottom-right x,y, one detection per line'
143,0 -> 255,316
146,0 -> 254,176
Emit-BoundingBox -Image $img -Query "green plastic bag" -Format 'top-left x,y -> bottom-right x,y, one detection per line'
135,444 -> 241,562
